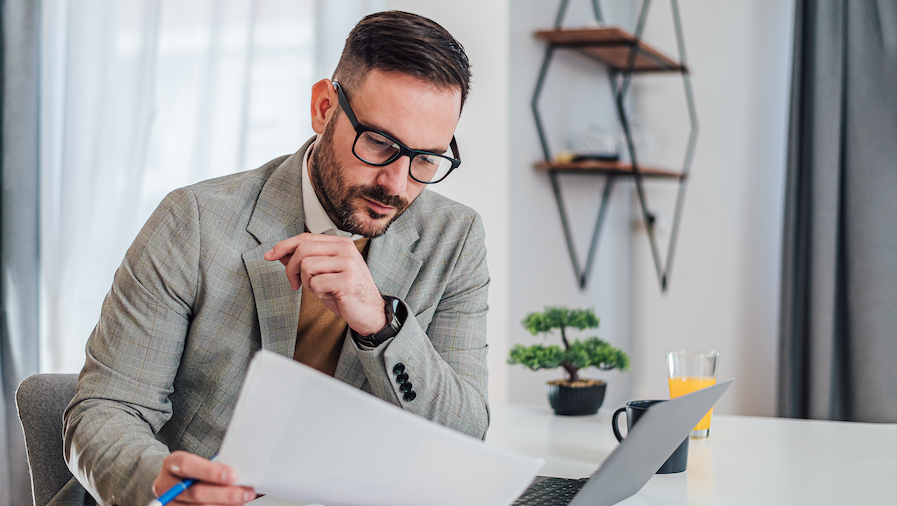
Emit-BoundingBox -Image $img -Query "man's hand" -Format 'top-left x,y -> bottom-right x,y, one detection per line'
264,233 -> 387,335
152,452 -> 256,505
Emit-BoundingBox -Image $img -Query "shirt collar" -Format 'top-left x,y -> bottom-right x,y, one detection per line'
302,142 -> 364,240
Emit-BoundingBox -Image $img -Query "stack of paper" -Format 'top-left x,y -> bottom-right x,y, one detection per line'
218,350 -> 543,506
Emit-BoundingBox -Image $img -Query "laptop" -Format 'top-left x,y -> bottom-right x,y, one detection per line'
511,379 -> 734,506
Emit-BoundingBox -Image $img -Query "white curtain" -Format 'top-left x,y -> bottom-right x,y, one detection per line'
40,0 -> 384,373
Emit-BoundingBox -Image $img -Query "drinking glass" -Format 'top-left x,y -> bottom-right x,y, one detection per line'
666,350 -> 719,438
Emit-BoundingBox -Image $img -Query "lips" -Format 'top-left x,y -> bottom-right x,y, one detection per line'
363,197 -> 394,215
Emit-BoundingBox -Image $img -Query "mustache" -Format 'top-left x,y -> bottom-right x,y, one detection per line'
355,185 -> 409,209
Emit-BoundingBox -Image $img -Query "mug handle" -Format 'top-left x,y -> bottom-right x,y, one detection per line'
611,407 -> 627,442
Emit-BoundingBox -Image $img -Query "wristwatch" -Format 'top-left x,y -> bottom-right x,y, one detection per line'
351,296 -> 406,348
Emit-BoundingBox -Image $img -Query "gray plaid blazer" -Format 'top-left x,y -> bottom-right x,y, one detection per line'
61,138 -> 490,506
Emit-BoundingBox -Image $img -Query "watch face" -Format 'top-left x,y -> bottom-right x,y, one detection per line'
364,296 -> 399,345
351,296 -> 405,348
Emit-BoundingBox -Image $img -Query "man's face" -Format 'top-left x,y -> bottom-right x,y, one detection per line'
310,70 -> 462,238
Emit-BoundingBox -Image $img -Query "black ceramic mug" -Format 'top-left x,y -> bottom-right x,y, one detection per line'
612,400 -> 689,474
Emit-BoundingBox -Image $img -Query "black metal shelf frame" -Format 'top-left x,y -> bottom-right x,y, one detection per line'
532,0 -> 698,292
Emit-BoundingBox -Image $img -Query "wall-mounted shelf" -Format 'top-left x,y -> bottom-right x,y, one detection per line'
535,160 -> 684,180
532,0 -> 698,292
534,28 -> 686,72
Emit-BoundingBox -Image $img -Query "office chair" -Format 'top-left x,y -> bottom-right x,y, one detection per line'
16,373 -> 81,506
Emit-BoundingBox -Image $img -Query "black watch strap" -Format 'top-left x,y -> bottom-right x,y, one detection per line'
351,296 -> 406,348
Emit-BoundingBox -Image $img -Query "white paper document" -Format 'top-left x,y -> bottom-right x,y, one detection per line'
218,350 -> 543,506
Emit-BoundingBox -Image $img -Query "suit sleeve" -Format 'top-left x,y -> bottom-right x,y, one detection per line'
352,213 -> 490,440
63,187 -> 201,506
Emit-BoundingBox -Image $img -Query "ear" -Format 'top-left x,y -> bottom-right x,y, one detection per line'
310,79 -> 338,134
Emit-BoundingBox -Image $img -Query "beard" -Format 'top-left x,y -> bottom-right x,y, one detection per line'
309,117 -> 411,238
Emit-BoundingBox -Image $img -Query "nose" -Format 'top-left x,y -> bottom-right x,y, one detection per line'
375,154 -> 410,196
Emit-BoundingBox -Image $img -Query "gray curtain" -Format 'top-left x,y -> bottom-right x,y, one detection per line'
778,0 -> 897,422
1,0 -> 41,503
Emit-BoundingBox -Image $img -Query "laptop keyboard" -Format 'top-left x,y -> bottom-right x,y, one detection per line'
512,477 -> 589,506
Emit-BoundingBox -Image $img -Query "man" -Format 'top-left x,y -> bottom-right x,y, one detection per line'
62,11 -> 489,506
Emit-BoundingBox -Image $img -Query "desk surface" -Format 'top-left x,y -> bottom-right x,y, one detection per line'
254,403 -> 897,506
486,404 -> 897,506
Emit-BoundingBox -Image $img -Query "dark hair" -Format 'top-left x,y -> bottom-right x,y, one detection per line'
333,11 -> 472,111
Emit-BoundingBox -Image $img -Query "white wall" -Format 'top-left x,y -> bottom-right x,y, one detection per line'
630,0 -> 795,416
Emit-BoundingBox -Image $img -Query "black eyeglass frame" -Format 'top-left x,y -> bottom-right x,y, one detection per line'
332,80 -> 461,184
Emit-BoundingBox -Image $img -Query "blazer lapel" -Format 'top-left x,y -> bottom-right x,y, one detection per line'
366,221 -> 423,299
243,138 -> 313,358
334,204 -> 423,387
243,245 -> 301,358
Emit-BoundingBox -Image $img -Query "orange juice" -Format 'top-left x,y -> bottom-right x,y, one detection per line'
668,376 -> 716,432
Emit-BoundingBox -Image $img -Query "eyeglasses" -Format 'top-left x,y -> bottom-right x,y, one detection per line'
332,81 -> 461,184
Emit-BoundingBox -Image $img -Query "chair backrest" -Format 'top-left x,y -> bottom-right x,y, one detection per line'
16,374 -> 79,506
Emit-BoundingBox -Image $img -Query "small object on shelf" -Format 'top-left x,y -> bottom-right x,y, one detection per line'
555,150 -> 620,164
555,150 -> 576,163
575,123 -> 622,159
536,160 -> 683,179
571,153 -> 621,163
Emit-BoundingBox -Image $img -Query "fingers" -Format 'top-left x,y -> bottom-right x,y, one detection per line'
305,272 -> 352,297
169,483 -> 256,505
264,233 -> 352,262
162,452 -> 237,486
275,253 -> 292,268
297,256 -> 355,288
305,272 -> 388,335
261,232 -> 384,333
154,452 -> 256,505
264,233 -> 359,290
263,234 -> 303,262
280,237 -> 362,291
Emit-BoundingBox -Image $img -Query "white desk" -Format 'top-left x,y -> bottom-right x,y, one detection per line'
254,404 -> 897,506
486,404 -> 897,506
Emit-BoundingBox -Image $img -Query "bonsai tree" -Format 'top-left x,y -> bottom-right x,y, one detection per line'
508,306 -> 630,384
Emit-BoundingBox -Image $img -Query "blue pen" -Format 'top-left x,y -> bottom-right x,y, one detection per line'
147,478 -> 197,506
147,455 -> 219,506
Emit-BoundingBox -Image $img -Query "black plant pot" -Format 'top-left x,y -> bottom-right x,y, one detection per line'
547,381 -> 607,416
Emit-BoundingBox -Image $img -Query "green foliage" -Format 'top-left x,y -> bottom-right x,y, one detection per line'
569,337 -> 630,371
522,306 -> 600,336
510,306 -> 629,381
507,337 -> 629,373
507,344 -> 565,371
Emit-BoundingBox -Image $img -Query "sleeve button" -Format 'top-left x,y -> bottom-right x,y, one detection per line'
400,382 -> 413,393
396,373 -> 409,384
403,391 -> 417,402
392,363 -> 406,375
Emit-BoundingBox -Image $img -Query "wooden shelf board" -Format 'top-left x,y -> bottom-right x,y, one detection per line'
535,27 -> 685,73
535,160 -> 684,180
